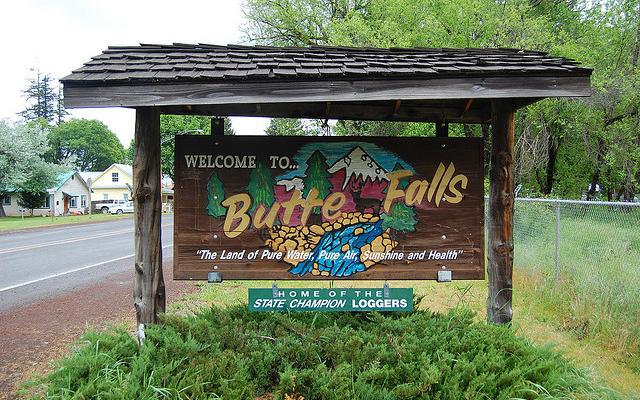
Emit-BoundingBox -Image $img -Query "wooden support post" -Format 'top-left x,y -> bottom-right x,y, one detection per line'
435,121 -> 449,137
487,100 -> 515,324
133,107 -> 165,341
211,117 -> 224,136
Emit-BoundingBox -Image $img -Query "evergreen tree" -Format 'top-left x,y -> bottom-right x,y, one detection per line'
302,150 -> 331,214
266,118 -> 308,136
19,69 -> 59,124
56,86 -> 68,125
206,172 -> 226,217
382,163 -> 417,233
247,160 -> 275,212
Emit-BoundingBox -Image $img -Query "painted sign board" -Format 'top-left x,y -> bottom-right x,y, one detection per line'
249,288 -> 413,312
174,136 -> 484,280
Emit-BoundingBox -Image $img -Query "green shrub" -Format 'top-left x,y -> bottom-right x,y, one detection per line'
38,306 -> 620,399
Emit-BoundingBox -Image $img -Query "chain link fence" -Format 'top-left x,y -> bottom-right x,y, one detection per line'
511,198 -> 640,323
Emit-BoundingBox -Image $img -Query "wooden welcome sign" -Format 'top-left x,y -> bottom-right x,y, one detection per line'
174,136 -> 484,280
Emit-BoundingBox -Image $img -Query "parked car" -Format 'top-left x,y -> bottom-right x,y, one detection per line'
109,201 -> 134,215
94,199 -> 129,214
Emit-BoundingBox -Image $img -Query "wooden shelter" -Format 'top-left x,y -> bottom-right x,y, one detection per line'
62,44 -> 591,328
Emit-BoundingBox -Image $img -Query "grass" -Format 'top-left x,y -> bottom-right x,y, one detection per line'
0,213 -> 131,232
513,201 -> 640,373
30,305 -> 622,400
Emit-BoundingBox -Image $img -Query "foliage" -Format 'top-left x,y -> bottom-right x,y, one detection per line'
243,0 -> 640,201
302,150 -> 331,214
18,68 -> 65,125
156,115 -> 234,179
247,160 -> 276,212
206,172 -> 226,217
38,306 -> 621,399
16,191 -> 47,214
382,163 -> 417,232
266,118 -> 309,136
0,120 -> 58,216
47,119 -> 125,171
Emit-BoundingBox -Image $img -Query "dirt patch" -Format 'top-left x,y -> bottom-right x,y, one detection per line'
0,262 -> 199,399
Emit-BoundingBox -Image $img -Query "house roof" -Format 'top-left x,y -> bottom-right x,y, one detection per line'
54,171 -> 89,192
62,43 -> 591,85
79,171 -> 102,182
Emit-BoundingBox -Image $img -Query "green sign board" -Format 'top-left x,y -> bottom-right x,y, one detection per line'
248,288 -> 413,312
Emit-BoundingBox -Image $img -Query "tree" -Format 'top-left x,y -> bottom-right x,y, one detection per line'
266,118 -> 308,136
19,69 -> 61,124
381,163 -> 417,233
243,0 -> 640,201
302,150 -> 331,215
206,172 -> 226,217
247,160 -> 275,212
47,119 -> 125,171
0,120 -> 58,217
159,115 -> 234,179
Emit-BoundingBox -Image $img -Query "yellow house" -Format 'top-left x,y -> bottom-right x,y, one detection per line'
86,163 -> 133,202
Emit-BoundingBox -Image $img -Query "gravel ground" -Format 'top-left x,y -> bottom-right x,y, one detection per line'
0,263 -> 199,399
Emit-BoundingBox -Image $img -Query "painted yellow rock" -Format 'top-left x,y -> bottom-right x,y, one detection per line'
310,225 -> 325,235
371,236 -> 385,253
354,227 -> 364,235
333,222 -> 342,230
360,244 -> 371,262
320,271 -> 330,276
283,238 -> 298,251
341,243 -> 350,252
311,269 -> 320,276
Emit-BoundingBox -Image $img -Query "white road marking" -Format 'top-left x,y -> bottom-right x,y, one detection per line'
0,244 -> 173,292
0,224 -> 173,255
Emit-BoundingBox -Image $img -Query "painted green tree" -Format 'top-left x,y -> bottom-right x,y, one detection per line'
247,160 -> 275,213
206,171 -> 226,217
302,150 -> 331,214
382,163 -> 417,233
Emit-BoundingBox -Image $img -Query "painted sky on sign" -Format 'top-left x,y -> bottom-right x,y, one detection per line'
277,142 -> 415,181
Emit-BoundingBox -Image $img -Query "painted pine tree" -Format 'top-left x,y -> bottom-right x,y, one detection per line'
206,171 -> 226,217
382,163 -> 417,233
302,150 -> 331,215
247,160 -> 275,212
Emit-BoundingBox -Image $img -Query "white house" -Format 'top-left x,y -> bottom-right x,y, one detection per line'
1,171 -> 91,216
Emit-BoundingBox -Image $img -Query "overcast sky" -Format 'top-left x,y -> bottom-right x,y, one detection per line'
0,0 -> 270,145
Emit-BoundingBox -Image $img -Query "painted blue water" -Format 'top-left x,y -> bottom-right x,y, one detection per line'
289,220 -> 384,277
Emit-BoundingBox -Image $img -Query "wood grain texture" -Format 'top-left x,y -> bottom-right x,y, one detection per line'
487,100 -> 515,324
159,100 -> 493,124
63,76 -> 591,109
133,107 -> 165,326
174,136 -> 484,281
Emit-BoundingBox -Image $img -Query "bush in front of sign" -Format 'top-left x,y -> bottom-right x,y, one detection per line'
36,306 -> 620,399
36,305 -> 617,400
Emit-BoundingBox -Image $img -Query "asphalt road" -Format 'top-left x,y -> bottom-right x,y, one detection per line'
0,215 -> 174,312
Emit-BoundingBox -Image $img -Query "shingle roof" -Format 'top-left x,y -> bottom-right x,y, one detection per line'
61,43 -> 591,85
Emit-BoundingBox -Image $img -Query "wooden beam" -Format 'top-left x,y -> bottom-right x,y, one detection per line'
462,98 -> 474,115
487,99 -> 515,325
435,121 -> 449,137
133,107 -> 165,340
63,75 -> 592,108
392,99 -> 401,117
158,101 -> 492,124
211,117 -> 224,136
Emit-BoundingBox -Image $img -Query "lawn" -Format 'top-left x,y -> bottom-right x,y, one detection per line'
0,213 -> 131,232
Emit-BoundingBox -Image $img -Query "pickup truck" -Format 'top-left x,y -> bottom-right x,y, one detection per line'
94,199 -> 130,214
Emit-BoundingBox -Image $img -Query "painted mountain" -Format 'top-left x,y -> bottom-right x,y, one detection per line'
274,142 -> 412,225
